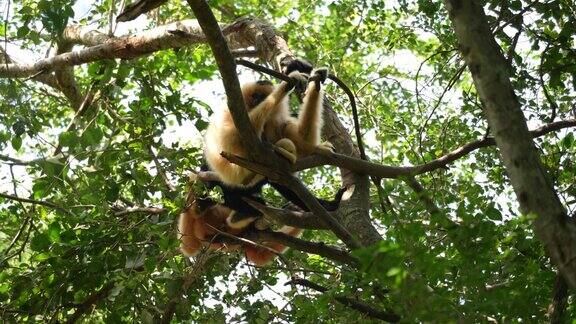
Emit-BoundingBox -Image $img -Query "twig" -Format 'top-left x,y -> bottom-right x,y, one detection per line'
0,192 -> 72,216
148,145 -> 176,192
288,278 -> 400,322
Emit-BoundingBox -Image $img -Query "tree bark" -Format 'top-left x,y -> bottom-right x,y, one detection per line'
443,0 -> 576,287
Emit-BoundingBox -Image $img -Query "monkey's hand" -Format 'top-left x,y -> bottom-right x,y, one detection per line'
287,71 -> 308,94
310,67 -> 329,89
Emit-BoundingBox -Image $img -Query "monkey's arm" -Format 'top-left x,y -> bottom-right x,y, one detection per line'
248,73 -> 303,132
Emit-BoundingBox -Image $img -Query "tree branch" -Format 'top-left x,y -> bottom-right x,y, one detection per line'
113,206 -> 167,217
55,41 -> 83,110
295,119 -> 576,178
0,20 -> 209,78
187,1 -> 270,163
546,272 -> 569,324
0,192 -> 72,215
248,230 -> 359,267
288,278 -> 400,322
244,198 -> 330,229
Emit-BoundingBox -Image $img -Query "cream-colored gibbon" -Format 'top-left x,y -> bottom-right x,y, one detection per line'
203,66 -> 340,229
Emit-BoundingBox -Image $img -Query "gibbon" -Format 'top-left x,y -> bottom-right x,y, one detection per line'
178,194 -> 302,266
203,67 -> 335,228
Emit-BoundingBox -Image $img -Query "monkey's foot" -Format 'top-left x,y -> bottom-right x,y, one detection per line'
226,211 -> 258,229
274,138 -> 297,164
316,141 -> 334,153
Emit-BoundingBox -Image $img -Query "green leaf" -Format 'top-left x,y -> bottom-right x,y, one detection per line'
11,136 -> 22,151
59,131 -> 78,148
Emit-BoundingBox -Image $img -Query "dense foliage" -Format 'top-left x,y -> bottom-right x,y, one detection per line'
0,0 -> 575,322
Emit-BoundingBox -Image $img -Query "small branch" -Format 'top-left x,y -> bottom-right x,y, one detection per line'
116,0 -> 167,22
53,83 -> 98,156
540,45 -> 559,122
250,230 -> 358,267
1,216 -> 31,261
288,278 -> 400,322
230,48 -> 260,57
148,146 -> 175,192
403,176 -> 441,216
0,192 -> 72,215
244,198 -> 329,229
236,58 -> 290,81
161,250 -> 213,324
0,154 -> 63,166
65,282 -> 115,324
113,206 -> 167,216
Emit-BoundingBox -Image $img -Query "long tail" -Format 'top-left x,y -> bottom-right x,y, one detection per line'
244,226 -> 303,266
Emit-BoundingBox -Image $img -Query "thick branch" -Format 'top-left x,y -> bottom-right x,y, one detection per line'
0,20 -> 208,78
443,0 -> 576,287
186,1 -> 265,161
289,278 -> 400,322
547,273 -> 569,323
55,41 -> 83,109
0,47 -> 61,89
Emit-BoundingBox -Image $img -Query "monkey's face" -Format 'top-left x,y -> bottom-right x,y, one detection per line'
242,80 -> 273,110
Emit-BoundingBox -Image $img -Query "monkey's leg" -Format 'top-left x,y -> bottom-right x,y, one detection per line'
284,122 -> 334,156
294,68 -> 334,155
